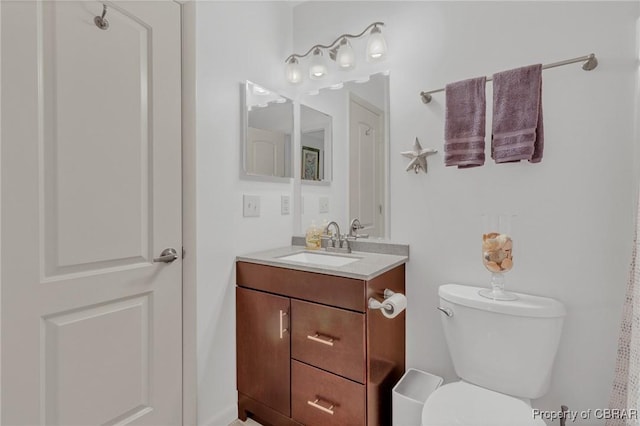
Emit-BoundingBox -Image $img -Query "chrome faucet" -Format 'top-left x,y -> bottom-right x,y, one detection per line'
324,221 -> 351,253
348,218 -> 369,239
324,221 -> 342,248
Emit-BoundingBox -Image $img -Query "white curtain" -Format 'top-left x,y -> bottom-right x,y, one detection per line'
608,196 -> 640,426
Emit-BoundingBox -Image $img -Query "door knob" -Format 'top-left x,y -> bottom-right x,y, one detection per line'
153,248 -> 178,263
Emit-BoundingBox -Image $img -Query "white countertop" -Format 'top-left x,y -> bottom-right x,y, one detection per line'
236,245 -> 409,280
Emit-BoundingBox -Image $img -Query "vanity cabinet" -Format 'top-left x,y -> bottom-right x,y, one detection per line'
236,260 -> 405,426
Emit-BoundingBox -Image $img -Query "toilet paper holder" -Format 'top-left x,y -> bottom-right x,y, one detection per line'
368,289 -> 402,311
368,288 -> 395,310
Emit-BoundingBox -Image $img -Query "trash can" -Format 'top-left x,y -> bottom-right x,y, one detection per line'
392,368 -> 443,426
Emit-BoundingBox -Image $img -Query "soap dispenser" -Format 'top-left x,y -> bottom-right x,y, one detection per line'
305,220 -> 321,250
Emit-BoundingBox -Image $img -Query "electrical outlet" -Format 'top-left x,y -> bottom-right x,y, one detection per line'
281,195 -> 290,215
243,195 -> 260,217
319,197 -> 329,214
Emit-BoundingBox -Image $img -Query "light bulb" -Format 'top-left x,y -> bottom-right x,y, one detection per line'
285,57 -> 302,84
366,25 -> 387,62
336,38 -> 355,70
309,48 -> 328,80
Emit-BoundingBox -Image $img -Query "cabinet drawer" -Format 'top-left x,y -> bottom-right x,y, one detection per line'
291,299 -> 365,383
292,360 -> 365,426
236,262 -> 366,312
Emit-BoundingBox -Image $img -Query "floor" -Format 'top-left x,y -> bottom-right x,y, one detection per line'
228,419 -> 262,426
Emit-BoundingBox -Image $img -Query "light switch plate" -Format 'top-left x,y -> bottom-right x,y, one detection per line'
243,195 -> 260,217
319,197 -> 329,214
281,195 -> 290,215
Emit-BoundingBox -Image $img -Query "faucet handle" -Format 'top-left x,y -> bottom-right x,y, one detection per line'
349,218 -> 365,237
340,234 -> 350,250
349,218 -> 369,239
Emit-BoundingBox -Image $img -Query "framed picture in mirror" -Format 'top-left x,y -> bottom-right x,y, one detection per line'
302,146 -> 320,181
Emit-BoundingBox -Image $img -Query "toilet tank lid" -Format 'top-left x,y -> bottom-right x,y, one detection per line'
439,284 -> 566,318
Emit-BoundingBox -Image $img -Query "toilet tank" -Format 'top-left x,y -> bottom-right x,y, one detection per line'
438,284 -> 566,399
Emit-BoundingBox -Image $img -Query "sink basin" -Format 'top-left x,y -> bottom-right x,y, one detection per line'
277,251 -> 361,267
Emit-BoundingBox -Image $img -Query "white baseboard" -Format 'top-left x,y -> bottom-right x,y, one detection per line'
203,404 -> 237,426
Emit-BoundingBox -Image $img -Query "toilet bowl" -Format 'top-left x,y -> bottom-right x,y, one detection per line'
420,284 -> 565,426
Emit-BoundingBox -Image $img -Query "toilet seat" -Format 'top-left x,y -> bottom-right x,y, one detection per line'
421,381 -> 545,426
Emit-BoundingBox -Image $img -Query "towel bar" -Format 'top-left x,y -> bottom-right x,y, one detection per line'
420,53 -> 598,104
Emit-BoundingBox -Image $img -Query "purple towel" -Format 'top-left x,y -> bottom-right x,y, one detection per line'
492,64 -> 544,163
444,77 -> 487,168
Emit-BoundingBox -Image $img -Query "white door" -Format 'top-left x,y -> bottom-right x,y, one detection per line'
349,96 -> 384,238
1,1 -> 182,425
247,126 -> 286,177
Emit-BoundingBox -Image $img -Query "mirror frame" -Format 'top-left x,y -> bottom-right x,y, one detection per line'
240,81 -> 293,183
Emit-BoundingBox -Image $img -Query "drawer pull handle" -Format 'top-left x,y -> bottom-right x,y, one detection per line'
307,333 -> 334,346
308,398 -> 335,415
279,310 -> 288,339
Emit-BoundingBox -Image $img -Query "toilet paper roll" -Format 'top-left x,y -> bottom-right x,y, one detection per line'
382,292 -> 407,319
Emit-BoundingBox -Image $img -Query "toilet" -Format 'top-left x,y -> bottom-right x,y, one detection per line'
421,283 -> 566,426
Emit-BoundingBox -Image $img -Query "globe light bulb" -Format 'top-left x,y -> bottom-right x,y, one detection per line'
309,48 -> 328,80
366,25 -> 387,62
336,38 -> 355,70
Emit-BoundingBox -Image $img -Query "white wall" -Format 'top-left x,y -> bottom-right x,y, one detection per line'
293,1 -> 638,422
194,3 -> 294,425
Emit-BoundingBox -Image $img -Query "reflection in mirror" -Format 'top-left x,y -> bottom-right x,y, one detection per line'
300,105 -> 332,182
241,81 -> 293,180
299,73 -> 389,238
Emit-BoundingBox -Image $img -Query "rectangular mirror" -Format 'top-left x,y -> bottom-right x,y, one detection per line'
241,81 -> 293,181
299,73 -> 389,238
300,105 -> 332,183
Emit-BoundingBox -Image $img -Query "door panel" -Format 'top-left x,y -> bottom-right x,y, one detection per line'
1,1 -> 182,425
42,1 -> 153,274
247,126 -> 286,177
43,295 -> 151,425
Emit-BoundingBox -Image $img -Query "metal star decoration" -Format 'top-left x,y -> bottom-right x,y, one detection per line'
401,138 -> 437,174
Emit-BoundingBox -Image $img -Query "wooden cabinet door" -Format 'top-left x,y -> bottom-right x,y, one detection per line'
236,287 -> 291,416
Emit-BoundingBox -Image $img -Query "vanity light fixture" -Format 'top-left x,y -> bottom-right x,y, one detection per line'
284,22 -> 386,84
